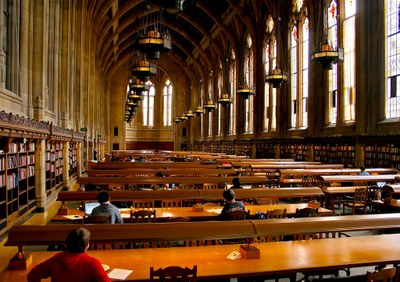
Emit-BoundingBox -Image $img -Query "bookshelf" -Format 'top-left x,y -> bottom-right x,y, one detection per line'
221,141 -> 235,155
255,142 -> 276,159
279,143 -> 307,161
313,143 -> 355,165
0,138 -> 36,232
45,141 -> 64,196
69,142 -> 78,177
361,137 -> 400,169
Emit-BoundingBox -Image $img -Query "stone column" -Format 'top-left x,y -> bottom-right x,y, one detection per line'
62,141 -> 70,189
34,139 -> 47,212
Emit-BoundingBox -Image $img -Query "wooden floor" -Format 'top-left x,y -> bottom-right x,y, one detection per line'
0,200 -> 62,274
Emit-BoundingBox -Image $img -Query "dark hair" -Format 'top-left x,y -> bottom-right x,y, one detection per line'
155,172 -> 164,177
232,177 -> 241,188
65,228 -> 90,253
97,191 -> 110,203
223,189 -> 235,201
360,166 -> 366,171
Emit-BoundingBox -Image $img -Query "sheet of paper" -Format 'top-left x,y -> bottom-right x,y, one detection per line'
63,215 -> 83,220
206,208 -> 222,214
108,268 -> 133,280
226,251 -> 241,260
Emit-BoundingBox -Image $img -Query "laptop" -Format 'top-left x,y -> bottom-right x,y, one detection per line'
84,202 -> 100,215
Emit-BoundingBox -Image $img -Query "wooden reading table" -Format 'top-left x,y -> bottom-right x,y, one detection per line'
317,174 -> 400,186
2,234 -> 400,281
51,203 -> 334,223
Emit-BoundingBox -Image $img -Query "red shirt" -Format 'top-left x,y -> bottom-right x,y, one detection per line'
27,251 -> 110,282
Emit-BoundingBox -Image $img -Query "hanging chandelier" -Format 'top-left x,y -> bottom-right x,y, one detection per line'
311,0 -> 343,70
131,58 -> 157,82
203,99 -> 217,111
311,38 -> 343,70
193,105 -> 204,116
218,93 -> 232,106
185,110 -> 194,118
265,66 -> 289,88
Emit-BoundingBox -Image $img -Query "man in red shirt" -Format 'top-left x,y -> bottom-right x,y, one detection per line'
27,227 -> 110,282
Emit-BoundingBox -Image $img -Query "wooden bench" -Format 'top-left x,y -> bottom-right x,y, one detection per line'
6,213 -> 400,269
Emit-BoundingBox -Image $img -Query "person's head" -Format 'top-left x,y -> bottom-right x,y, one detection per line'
223,189 -> 235,202
360,166 -> 366,172
65,227 -> 91,253
232,177 -> 241,187
155,172 -> 164,177
97,191 -> 110,204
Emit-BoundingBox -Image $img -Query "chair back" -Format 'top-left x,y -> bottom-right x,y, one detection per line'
302,176 -> 317,187
366,267 -> 397,282
168,216 -> 191,222
130,209 -> 156,223
266,208 -> 287,219
354,187 -> 368,204
225,209 -> 250,220
162,199 -> 183,208
84,215 -> 111,224
150,265 -> 197,282
202,183 -> 218,189
294,207 -> 318,218
132,200 -> 154,209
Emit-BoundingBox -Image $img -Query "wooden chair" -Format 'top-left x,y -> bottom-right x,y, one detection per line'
342,187 -> 368,215
131,199 -> 154,209
84,215 -> 111,224
84,215 -> 112,250
130,209 -> 156,223
366,266 -> 397,282
265,169 -> 280,188
130,210 -> 157,248
302,175 -> 317,187
266,208 -> 287,219
150,265 -> 197,282
255,197 -> 279,205
294,207 -> 318,218
162,199 -> 183,208
202,183 -> 218,189
255,208 -> 287,243
224,209 -> 250,220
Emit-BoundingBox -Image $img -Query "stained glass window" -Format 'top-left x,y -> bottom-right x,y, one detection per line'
386,0 -> 400,118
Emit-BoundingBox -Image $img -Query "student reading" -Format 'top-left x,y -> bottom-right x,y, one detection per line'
220,188 -> 245,218
91,191 -> 123,223
27,227 -> 110,282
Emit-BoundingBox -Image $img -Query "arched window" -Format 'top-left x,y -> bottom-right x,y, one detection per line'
244,35 -> 254,133
343,0 -> 356,122
289,0 -> 308,129
142,81 -> 155,127
163,79 -> 172,126
290,25 -> 298,128
229,50 -> 236,135
207,72 -> 213,137
217,60 -> 223,136
264,16 -> 277,132
327,0 -> 338,124
386,0 -> 400,118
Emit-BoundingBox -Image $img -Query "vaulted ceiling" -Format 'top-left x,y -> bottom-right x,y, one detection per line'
87,0 -> 281,82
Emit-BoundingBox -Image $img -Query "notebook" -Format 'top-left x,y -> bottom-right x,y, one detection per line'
84,202 -> 100,215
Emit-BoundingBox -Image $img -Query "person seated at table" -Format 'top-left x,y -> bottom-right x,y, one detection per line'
148,171 -> 169,190
91,191 -> 123,223
231,177 -> 243,189
359,166 -> 370,176
220,189 -> 245,219
27,227 -> 110,282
